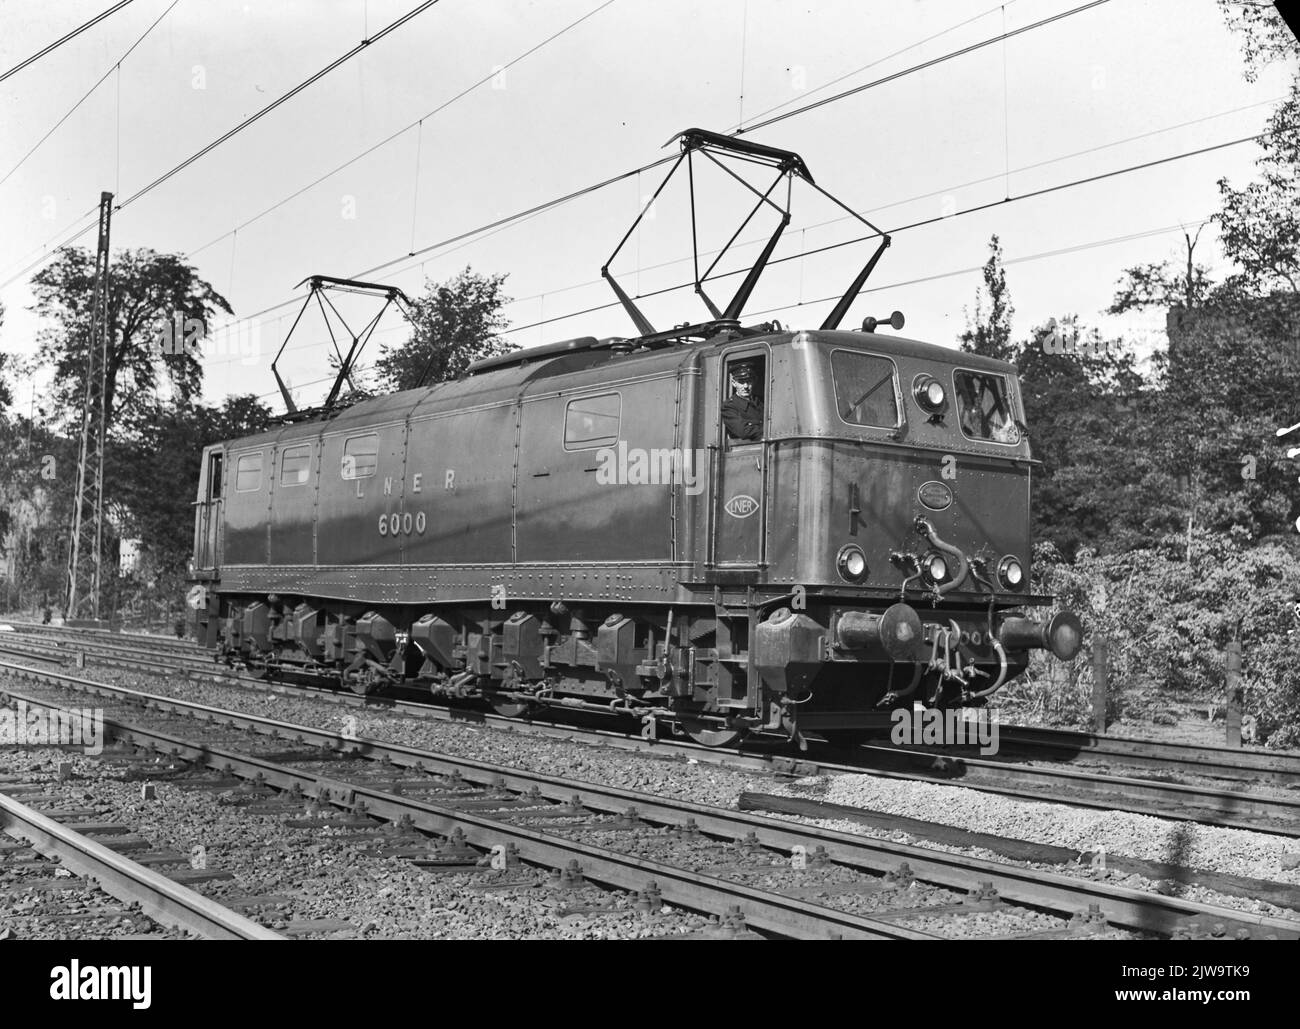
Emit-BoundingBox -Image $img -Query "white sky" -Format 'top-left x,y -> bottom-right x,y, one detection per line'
0,0 -> 1295,414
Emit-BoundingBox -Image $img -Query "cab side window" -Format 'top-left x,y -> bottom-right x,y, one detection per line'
564,393 -> 621,450
234,451 -> 262,492
280,444 -> 312,486
722,355 -> 765,443
342,434 -> 378,479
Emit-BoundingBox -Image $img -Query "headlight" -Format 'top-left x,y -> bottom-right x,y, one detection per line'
921,551 -> 949,585
997,555 -> 1024,589
836,544 -> 868,583
913,375 -> 947,413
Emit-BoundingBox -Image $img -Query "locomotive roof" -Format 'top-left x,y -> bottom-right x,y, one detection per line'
218,327 -> 1015,451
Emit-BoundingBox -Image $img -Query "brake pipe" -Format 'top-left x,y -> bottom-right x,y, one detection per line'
914,517 -> 969,595
965,638 -> 1010,699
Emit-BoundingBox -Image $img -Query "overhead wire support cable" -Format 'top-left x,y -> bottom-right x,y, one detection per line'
0,0 -> 444,291
114,0 -> 444,209
0,0 -> 182,187
0,0 -> 135,84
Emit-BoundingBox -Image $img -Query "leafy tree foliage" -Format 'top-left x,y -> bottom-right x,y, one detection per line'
1214,4 -> 1300,294
374,267 -> 513,392
1011,531 -> 1300,747
0,298 -> 11,415
112,395 -> 273,577
957,235 -> 1015,361
1108,228 -> 1214,314
30,247 -> 232,438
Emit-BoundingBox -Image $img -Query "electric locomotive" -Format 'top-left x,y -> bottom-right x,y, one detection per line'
187,130 -> 1081,747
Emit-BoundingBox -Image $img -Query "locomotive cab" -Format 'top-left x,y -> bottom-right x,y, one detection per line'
691,328 -> 1080,739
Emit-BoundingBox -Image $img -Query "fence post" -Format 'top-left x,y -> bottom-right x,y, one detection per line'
1225,639 -> 1243,748
1091,636 -> 1108,734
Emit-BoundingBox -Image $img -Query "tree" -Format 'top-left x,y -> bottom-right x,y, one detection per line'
0,298 -> 11,415
1108,226 -> 1213,314
1013,318 -> 1156,556
958,235 -> 1015,361
1217,0 -> 1298,80
374,267 -> 513,392
29,247 -> 232,438
1214,5 -> 1300,295
112,394 -> 273,577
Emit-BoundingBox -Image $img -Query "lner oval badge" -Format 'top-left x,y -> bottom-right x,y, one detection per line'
724,494 -> 759,518
917,481 -> 953,511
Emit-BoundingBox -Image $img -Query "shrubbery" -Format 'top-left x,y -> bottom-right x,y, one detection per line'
998,531 -> 1300,748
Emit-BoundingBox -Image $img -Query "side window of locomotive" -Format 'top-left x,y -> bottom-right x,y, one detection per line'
279,444 -> 312,486
722,355 -> 765,443
831,351 -> 899,428
564,393 -> 621,450
341,434 -> 378,479
234,451 -> 262,493
953,370 -> 1018,444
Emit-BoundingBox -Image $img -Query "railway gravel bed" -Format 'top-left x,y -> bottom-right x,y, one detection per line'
761,772 -> 1300,919
0,737 -> 717,941
4,659 -> 1296,939
1,755 -> 191,942
7,630 -> 1300,833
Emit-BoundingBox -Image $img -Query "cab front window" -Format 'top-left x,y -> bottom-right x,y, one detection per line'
954,370 -> 1019,444
831,350 -> 899,428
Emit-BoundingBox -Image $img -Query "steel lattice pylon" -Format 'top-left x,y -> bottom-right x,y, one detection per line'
64,191 -> 114,622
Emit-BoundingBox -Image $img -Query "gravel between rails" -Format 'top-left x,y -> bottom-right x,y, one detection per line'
0,748 -> 190,941
0,749 -> 715,940
7,658 -> 1298,924
15,663 -> 780,806
769,774 -> 1300,898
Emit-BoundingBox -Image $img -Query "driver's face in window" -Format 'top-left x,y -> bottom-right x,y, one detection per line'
729,359 -> 763,401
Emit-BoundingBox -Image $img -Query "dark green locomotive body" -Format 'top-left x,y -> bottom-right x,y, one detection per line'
190,326 -> 1080,744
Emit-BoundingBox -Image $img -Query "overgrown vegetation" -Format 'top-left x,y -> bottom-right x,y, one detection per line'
975,3 -> 1300,743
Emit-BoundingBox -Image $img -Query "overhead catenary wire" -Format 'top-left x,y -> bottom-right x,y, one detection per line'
231,129 -> 1255,384
455,98 -> 1286,315
0,0 -> 182,187
480,134 -> 1265,339
1,0 -> 1102,297
115,0 -> 444,210
734,0 -> 1113,137
724,0 -> 1023,134
163,0 -> 1110,330
0,0 -> 446,290
203,99 -> 1279,352
247,216 -> 1210,403
183,0 -> 621,261
0,0 -> 135,84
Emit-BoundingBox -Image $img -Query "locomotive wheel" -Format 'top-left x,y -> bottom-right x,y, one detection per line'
679,718 -> 743,748
488,694 -> 532,718
347,667 -> 382,696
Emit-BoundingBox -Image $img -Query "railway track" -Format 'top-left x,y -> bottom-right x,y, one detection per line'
3,624 -> 1298,839
2,659 -> 1297,940
10,620 -> 1297,782
0,783 -> 281,940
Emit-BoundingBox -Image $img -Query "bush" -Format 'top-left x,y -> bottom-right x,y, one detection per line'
998,530 -> 1300,746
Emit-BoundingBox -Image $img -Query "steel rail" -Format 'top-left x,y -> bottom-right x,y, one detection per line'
0,674 -> 926,939
0,791 -> 283,940
3,636 -> 1296,835
3,663 -> 1295,939
13,621 -> 1300,783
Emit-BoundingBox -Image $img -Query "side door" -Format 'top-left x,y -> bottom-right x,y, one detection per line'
712,345 -> 770,567
193,447 -> 223,573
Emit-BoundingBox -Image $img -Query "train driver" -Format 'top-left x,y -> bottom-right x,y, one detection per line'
722,357 -> 765,441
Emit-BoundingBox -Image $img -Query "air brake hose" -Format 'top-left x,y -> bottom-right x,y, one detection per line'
965,638 -> 1010,699
914,517 -> 969,596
